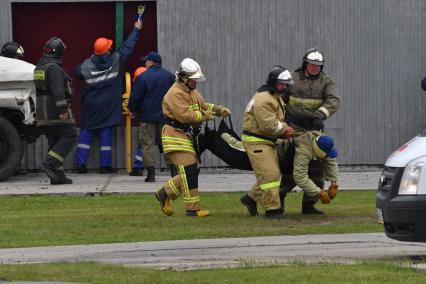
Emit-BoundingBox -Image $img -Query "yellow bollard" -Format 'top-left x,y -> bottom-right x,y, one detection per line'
122,72 -> 132,174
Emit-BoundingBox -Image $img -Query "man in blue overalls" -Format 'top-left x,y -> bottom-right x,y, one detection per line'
74,20 -> 142,173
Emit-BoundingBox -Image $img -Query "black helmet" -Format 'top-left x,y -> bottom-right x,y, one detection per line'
266,65 -> 294,87
44,37 -> 66,57
1,42 -> 24,59
302,47 -> 324,67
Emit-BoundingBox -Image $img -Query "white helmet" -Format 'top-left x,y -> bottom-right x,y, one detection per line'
303,47 -> 324,66
176,58 -> 205,82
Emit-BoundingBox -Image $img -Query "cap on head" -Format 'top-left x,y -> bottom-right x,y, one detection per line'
44,37 -> 66,58
94,37 -> 113,55
1,42 -> 24,59
141,51 -> 162,64
176,58 -> 205,82
315,135 -> 338,158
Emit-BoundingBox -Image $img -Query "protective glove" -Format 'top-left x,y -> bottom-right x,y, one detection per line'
318,190 -> 331,204
313,110 -> 326,119
283,126 -> 294,139
202,110 -> 216,121
328,182 -> 339,199
311,118 -> 324,130
219,107 -> 231,117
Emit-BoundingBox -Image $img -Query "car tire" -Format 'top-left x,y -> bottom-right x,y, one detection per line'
0,117 -> 22,181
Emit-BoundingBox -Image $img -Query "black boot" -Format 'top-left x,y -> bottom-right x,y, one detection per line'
169,165 -> 178,178
100,166 -> 116,174
129,167 -> 144,176
145,166 -> 155,182
42,162 -> 60,184
51,170 -> 73,185
265,209 -> 283,219
302,201 -> 324,215
75,164 -> 88,174
240,194 -> 258,216
279,191 -> 286,213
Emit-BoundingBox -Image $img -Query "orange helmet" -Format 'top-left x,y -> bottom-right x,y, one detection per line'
133,67 -> 147,82
93,37 -> 113,55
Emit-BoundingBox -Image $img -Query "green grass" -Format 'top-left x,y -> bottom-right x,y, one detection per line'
1,261 -> 425,284
0,191 -> 382,248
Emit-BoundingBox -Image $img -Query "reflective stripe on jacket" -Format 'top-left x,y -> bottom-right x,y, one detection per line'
34,57 -> 75,126
242,90 -> 289,145
285,69 -> 340,130
162,81 -> 223,154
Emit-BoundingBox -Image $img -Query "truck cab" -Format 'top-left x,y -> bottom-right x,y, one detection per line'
0,56 -> 38,180
376,132 -> 426,242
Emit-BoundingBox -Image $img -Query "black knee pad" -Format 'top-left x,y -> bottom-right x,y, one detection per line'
183,163 -> 198,190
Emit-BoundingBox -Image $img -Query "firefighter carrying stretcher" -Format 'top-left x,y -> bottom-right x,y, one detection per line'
155,58 -> 231,217
240,66 -> 295,219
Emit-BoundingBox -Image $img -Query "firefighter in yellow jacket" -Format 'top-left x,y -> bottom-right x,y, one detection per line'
240,66 -> 295,219
155,58 -> 231,217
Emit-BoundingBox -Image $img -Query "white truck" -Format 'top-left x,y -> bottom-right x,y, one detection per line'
0,56 -> 38,180
376,132 -> 426,242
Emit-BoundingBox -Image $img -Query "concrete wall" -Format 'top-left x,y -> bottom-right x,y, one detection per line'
2,0 -> 426,168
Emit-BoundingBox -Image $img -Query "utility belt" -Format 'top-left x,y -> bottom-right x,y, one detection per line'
242,130 -> 277,143
165,117 -> 201,136
165,116 -> 202,162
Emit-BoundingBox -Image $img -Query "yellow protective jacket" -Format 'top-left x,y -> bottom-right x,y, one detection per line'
285,69 -> 340,130
242,88 -> 290,145
293,131 -> 339,196
162,81 -> 223,155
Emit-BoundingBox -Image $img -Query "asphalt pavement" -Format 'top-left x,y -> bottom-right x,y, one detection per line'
0,168 -> 381,196
1,233 -> 425,270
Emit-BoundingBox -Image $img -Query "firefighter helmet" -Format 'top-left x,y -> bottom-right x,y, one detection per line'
303,47 -> 324,66
176,58 -> 205,82
44,37 -> 66,58
266,65 -> 294,87
1,42 -> 24,59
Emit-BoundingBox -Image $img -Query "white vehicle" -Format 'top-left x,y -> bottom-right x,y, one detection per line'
376,133 -> 426,242
0,56 -> 38,180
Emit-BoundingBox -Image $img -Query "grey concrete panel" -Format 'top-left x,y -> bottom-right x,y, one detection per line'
1,0 -> 426,166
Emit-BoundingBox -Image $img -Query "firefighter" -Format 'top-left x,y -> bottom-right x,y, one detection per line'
74,19 -> 142,174
280,47 -> 341,214
240,66 -> 295,219
291,132 -> 339,209
155,58 -> 231,217
1,42 -> 24,59
34,37 -> 77,184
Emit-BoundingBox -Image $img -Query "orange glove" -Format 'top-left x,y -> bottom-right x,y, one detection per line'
328,182 -> 338,199
318,190 -> 331,204
283,126 -> 294,139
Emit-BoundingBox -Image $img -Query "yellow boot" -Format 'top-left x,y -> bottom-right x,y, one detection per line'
186,209 -> 210,217
155,188 -> 173,216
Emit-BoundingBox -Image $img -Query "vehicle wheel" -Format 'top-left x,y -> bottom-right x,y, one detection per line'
0,117 -> 22,181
